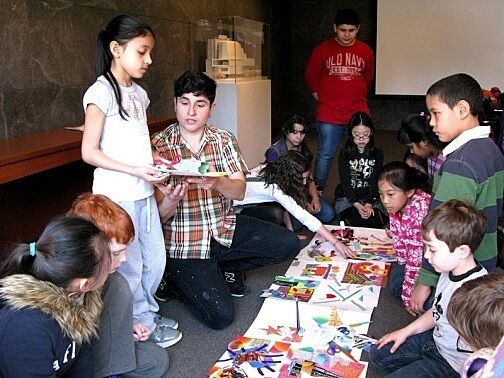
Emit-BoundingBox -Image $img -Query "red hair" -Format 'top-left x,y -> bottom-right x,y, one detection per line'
68,193 -> 134,244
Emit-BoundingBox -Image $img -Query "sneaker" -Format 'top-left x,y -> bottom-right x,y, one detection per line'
154,314 -> 178,329
223,271 -> 250,297
148,325 -> 182,348
154,276 -> 174,302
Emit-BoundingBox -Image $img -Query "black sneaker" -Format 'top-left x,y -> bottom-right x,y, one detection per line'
223,271 -> 250,297
154,276 -> 175,302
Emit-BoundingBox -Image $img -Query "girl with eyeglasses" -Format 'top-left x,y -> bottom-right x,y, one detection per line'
333,111 -> 387,228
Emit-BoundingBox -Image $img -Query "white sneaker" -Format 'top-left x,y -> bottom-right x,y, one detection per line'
148,325 -> 182,348
154,314 -> 178,329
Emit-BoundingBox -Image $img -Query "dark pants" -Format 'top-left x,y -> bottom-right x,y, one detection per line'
340,206 -> 388,228
238,202 -> 285,225
369,331 -> 458,377
164,215 -> 300,330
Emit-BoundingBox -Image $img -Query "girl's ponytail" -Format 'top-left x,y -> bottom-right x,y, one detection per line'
0,217 -> 110,289
94,15 -> 154,120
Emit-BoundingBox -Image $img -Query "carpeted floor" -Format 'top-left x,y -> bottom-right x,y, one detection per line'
158,130 -> 411,377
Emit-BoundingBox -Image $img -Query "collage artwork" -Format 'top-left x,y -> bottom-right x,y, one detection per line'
207,226 -> 395,378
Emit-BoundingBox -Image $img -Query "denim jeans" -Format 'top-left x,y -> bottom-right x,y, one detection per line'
164,214 -> 300,330
314,122 -> 347,189
290,196 -> 335,231
388,263 -> 405,302
369,331 -> 459,377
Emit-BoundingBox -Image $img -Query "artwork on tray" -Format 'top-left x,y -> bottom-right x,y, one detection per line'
341,261 -> 391,287
207,335 -> 291,377
261,276 -> 320,302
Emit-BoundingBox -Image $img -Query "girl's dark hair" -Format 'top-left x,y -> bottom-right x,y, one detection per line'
378,161 -> 431,194
0,217 -> 110,289
96,15 -> 154,120
397,113 -> 445,149
174,71 -> 217,104
343,111 -> 376,160
259,150 -> 311,207
281,113 -> 312,161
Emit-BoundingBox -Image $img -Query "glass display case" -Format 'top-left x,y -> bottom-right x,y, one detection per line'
194,16 -> 270,82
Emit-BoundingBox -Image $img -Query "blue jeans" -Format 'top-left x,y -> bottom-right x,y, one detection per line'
314,122 -> 347,189
388,263 -> 405,302
164,214 -> 300,330
369,331 -> 458,377
290,196 -> 335,231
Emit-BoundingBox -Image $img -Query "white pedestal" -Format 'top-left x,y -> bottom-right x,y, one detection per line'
209,79 -> 271,168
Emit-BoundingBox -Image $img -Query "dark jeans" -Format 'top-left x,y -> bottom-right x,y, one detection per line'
290,196 -> 336,231
388,263 -> 405,301
238,202 -> 285,225
369,331 -> 459,377
340,206 -> 388,228
164,214 -> 300,330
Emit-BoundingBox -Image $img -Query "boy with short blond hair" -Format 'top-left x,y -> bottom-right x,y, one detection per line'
370,200 -> 488,377
411,73 -> 504,312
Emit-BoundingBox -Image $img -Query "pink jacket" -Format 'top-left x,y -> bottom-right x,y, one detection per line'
389,190 -> 431,307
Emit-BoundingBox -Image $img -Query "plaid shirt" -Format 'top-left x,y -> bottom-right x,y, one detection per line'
151,123 -> 248,259
427,151 -> 446,182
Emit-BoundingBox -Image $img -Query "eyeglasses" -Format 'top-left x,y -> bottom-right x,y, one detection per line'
456,335 -> 473,354
352,133 -> 371,140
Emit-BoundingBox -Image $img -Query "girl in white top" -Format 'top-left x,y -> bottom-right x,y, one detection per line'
81,15 -> 179,348
235,150 -> 355,257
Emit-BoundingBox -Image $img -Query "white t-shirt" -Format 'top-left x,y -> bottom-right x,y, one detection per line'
234,165 -> 322,232
83,76 -> 154,202
432,265 -> 488,372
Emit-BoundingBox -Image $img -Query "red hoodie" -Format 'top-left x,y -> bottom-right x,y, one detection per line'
305,38 -> 374,125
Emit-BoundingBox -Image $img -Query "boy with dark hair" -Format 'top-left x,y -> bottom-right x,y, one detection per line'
305,7 -> 374,194
151,71 -> 300,330
411,73 -> 504,312
369,199 -> 488,377
69,193 -> 175,378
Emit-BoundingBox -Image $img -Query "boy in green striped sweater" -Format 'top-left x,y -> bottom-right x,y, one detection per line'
410,73 -> 504,312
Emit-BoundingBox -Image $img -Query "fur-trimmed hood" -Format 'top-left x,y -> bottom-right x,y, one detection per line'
0,274 -> 103,344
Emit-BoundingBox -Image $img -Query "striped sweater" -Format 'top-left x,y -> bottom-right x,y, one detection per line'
417,131 -> 504,287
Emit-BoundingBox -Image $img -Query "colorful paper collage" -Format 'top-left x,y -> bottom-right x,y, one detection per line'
297,226 -> 397,263
207,335 -> 291,377
309,279 -> 380,311
260,276 -> 320,302
284,260 -> 348,282
244,298 -> 372,362
342,261 -> 391,287
207,227 -> 393,378
277,343 -> 368,378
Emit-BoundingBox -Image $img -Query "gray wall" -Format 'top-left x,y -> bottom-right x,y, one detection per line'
0,0 -> 290,139
1,0 -> 425,141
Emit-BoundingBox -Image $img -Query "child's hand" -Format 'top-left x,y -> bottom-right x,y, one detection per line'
133,323 -> 150,342
308,197 -> 321,214
405,306 -> 420,317
375,328 -> 409,353
334,240 -> 357,258
133,166 -> 170,183
410,284 -> 431,312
